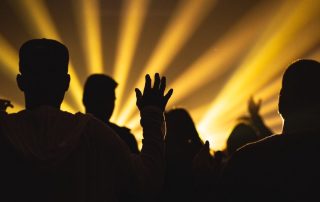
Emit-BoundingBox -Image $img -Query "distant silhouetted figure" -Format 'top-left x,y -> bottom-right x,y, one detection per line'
226,123 -> 258,156
221,59 -> 320,201
161,108 -> 203,202
0,38 -> 173,202
239,97 -> 273,139
83,74 -> 139,154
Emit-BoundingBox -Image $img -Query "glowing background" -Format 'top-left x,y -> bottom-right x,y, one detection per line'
0,0 -> 319,151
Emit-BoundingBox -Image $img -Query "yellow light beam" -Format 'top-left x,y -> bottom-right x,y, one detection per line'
9,0 -> 82,112
116,0 -> 217,124
199,0 -> 320,133
75,0 -> 103,74
111,0 -> 149,122
0,35 -> 19,78
167,3 -> 272,108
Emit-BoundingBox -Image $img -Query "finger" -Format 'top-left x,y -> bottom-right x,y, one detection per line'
204,140 -> 210,150
135,88 -> 142,101
143,74 -> 151,94
8,103 -> 14,108
163,88 -> 173,106
159,76 -> 166,94
153,73 -> 160,89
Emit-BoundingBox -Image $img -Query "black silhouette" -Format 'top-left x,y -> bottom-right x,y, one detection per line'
0,38 -> 173,202
83,74 -> 139,153
226,123 -> 258,156
161,108 -> 204,202
239,97 -> 273,138
0,98 -> 13,113
221,59 -> 320,201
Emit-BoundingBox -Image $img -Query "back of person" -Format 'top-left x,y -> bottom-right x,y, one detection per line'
0,38 -> 173,202
162,108 -> 203,202
0,107 -> 134,202
222,133 -> 320,201
221,59 -> 320,202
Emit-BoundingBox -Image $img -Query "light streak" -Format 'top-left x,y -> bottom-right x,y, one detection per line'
116,0 -> 217,124
75,0 -> 103,74
111,0 -> 149,122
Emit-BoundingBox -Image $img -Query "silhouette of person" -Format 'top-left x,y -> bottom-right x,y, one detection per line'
161,108 -> 203,202
83,74 -> 139,154
239,97 -> 273,138
0,38 -> 173,202
226,123 -> 258,156
221,59 -> 320,201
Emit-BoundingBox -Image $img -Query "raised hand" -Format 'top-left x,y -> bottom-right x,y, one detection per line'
248,96 -> 262,119
135,73 -> 173,112
0,99 -> 14,112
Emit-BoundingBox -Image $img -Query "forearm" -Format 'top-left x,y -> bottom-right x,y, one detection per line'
132,106 -> 165,197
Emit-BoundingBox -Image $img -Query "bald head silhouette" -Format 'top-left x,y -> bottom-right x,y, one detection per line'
17,38 -> 70,109
279,59 -> 320,119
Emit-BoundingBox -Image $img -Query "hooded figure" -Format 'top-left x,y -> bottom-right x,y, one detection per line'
0,39 -> 172,202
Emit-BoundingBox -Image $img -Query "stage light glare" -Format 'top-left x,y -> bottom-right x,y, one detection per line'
9,0 -> 84,112
116,0 -> 217,125
77,0 -> 103,74
111,0 -> 149,122
199,0 -> 320,150
0,35 -> 19,78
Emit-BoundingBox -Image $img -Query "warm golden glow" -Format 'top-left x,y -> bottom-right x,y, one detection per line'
0,35 -> 19,78
8,0 -> 82,112
75,0 -> 103,74
116,0 -> 217,125
199,0 -> 320,150
1,0 -> 320,152
111,0 -> 149,122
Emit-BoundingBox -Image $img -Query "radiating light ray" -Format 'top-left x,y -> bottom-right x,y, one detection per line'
76,0 -> 103,74
167,1 -> 275,108
0,35 -> 19,78
116,0 -> 217,124
111,0 -> 149,122
199,0 -> 320,150
9,0 -> 82,112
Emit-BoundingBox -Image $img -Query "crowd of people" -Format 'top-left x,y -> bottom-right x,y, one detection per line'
0,38 -> 319,202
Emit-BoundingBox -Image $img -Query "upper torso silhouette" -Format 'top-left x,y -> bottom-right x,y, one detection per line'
0,38 -> 172,202
220,59 -> 320,202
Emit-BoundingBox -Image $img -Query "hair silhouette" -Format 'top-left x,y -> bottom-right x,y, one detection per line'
226,123 -> 258,156
17,39 -> 70,109
162,108 -> 203,202
82,74 -> 139,154
83,74 -> 117,122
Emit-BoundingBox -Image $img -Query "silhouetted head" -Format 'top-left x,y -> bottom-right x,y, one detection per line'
227,123 -> 258,156
165,108 -> 203,151
279,59 -> 320,121
17,39 -> 70,109
83,74 -> 118,122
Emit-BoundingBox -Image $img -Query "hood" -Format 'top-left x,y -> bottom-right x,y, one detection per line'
0,106 -> 91,166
